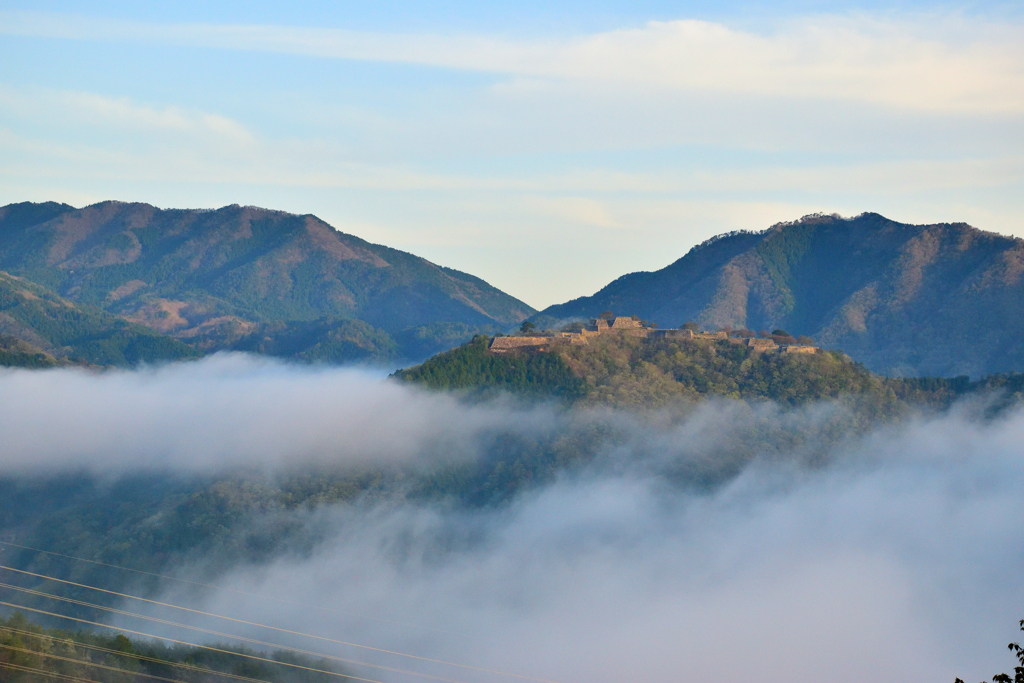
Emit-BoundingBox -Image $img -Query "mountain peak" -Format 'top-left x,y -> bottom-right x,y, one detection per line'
0,201 -> 535,363
535,213 -> 1024,377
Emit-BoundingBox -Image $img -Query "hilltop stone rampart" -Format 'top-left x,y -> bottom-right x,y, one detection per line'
492,315 -> 819,355
488,336 -> 551,352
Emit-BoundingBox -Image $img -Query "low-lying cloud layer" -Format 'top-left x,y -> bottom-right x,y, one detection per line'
145,421 -> 1024,683
0,354 -> 556,474
0,353 -> 860,477
2,355 -> 1023,682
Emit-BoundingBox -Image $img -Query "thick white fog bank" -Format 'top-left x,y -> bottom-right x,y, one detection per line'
0,354 -> 556,473
0,353 -> 865,476
144,415 -> 1024,683
4,355 -> 1024,681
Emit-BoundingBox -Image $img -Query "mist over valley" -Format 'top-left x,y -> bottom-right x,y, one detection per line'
3,3 -> 1024,680
1,355 -> 1023,682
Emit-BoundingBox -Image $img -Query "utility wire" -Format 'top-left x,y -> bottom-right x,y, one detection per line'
0,564 -> 538,683
0,600 -> 381,683
0,580 -> 467,683
0,641 -> 189,683
0,660 -> 107,683
0,540 -> 462,636
0,624 -> 274,683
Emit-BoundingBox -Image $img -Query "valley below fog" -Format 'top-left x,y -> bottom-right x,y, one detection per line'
1,355 -> 1021,683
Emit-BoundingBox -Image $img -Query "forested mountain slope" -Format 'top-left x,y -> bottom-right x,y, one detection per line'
0,201 -> 535,362
0,270 -> 199,367
534,213 -> 1024,377
395,333 -> 1024,412
397,333 -> 902,410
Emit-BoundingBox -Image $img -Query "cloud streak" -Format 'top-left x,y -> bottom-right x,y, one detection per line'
2,11 -> 1023,113
0,85 -> 254,143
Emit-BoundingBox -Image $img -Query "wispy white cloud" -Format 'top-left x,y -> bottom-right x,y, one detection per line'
0,85 -> 254,142
2,11 -> 1023,113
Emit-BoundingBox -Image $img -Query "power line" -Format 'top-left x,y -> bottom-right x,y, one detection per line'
0,624 -> 274,683
0,564 -> 497,681
0,580 -> 467,683
0,540 -> 463,636
0,600 -> 381,683
0,564 -> 561,683
0,660 -> 107,683
0,641 -> 189,683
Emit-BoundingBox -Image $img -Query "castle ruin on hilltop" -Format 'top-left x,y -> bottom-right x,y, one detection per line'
488,316 -> 819,355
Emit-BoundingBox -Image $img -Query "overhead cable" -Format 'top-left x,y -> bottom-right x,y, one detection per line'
0,600 -> 383,683
0,624 -> 274,683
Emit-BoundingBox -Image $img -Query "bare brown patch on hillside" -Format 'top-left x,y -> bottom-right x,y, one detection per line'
891,229 -> 941,307
64,231 -> 143,269
127,299 -> 191,332
956,229 -> 976,252
442,278 -> 492,318
47,203 -> 156,266
46,204 -> 119,265
304,217 -> 389,267
840,285 -> 879,334
173,315 -> 256,338
978,246 -> 1024,287
172,316 -> 257,351
813,284 -> 879,349
107,280 -> 148,301
701,255 -> 753,329
700,252 -> 787,331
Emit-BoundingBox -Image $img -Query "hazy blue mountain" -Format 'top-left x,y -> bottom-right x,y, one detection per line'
534,213 -> 1024,377
0,201 -> 535,362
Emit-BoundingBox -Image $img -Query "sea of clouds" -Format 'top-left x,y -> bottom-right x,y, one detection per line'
1,354 -> 1023,683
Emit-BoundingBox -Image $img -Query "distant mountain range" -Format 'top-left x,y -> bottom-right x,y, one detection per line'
3,203 -> 1024,377
535,213 -> 1024,378
0,201 -> 535,364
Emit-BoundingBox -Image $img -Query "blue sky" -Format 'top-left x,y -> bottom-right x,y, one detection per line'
1,1 -> 1022,307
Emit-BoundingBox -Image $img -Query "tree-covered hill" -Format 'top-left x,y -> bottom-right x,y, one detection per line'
533,213 -> 1024,378
395,331 -> 1024,412
0,270 -> 200,367
393,335 -> 587,399
396,332 -> 895,409
0,201 -> 535,363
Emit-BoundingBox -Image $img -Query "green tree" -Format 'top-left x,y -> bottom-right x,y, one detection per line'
956,619 -> 1024,683
682,321 -> 700,331
598,311 -> 614,320
520,321 -> 536,334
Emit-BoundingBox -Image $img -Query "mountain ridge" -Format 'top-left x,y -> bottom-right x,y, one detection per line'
0,200 -> 536,363
535,212 -> 1024,377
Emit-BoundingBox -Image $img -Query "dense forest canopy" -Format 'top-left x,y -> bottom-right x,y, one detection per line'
394,332 -> 1024,412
